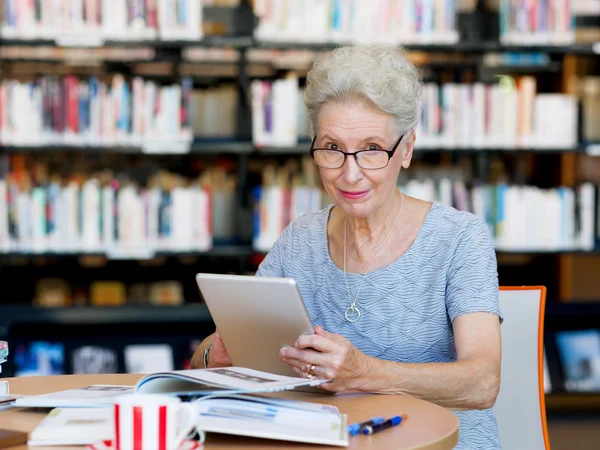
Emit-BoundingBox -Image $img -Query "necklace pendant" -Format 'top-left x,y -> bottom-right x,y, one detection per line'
345,306 -> 361,323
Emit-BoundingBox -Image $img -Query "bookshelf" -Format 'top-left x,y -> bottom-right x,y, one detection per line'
0,0 -> 600,413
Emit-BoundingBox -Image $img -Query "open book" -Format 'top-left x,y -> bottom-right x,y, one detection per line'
13,367 -> 330,408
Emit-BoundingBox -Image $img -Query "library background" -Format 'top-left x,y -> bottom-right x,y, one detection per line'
0,0 -> 599,447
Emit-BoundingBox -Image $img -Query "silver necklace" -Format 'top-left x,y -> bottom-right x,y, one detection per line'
343,191 -> 405,323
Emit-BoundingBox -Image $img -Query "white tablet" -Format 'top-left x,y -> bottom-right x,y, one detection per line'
195,273 -> 314,378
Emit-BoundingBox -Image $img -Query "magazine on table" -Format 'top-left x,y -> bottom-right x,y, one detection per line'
13,367 -> 330,408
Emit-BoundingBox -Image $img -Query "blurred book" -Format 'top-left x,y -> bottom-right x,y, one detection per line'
124,344 -> 174,374
0,0 -> 202,42
28,408 -> 112,447
90,282 -> 127,307
71,346 -> 119,375
34,279 -> 72,308
13,342 -> 65,377
252,160 -> 326,252
0,74 -> 193,151
555,329 -> 600,392
254,0 -> 458,45
416,78 -> 578,150
149,281 -> 185,306
400,176 -> 598,252
0,158 -> 213,256
500,0 -> 574,45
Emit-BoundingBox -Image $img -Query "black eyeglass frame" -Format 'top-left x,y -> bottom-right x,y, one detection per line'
309,134 -> 406,170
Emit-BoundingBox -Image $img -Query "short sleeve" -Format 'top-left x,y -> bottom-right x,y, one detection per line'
255,223 -> 294,278
445,216 -> 503,323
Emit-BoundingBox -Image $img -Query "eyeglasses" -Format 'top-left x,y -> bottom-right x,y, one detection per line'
309,134 -> 405,170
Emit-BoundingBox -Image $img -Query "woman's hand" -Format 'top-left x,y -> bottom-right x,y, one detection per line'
279,326 -> 372,392
207,329 -> 233,368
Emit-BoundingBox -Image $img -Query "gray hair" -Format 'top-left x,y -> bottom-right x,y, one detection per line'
304,44 -> 422,137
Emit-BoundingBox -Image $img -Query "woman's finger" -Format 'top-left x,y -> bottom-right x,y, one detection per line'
295,334 -> 337,352
280,347 -> 334,368
282,355 -> 337,380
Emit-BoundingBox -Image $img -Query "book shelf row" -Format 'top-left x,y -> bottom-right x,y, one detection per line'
1,0 -> 599,51
0,153 -> 599,256
0,75 -> 194,152
0,0 -> 204,44
417,78 -> 580,150
3,73 -> 598,152
0,327 -> 209,377
253,0 -> 460,45
1,38 -> 599,55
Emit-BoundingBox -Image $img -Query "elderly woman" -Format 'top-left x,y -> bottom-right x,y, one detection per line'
192,44 -> 503,449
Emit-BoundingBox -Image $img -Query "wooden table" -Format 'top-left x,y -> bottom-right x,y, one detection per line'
1,374 -> 459,450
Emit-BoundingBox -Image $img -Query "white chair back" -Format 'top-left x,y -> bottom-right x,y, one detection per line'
495,287 -> 551,450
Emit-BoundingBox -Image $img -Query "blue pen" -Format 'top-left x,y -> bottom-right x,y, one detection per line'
362,415 -> 407,435
347,416 -> 385,436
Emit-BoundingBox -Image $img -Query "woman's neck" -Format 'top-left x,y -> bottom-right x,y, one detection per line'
344,190 -> 403,260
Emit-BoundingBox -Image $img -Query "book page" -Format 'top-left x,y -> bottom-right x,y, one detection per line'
136,367 -> 329,395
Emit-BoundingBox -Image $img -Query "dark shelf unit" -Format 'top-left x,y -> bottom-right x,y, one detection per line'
0,36 -> 255,49
252,40 -> 600,55
546,392 -> 600,414
0,245 -> 597,259
0,142 -> 591,156
0,304 -> 212,339
1,6 -> 599,414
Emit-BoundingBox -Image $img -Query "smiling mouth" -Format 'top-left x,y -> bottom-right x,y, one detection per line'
339,189 -> 369,199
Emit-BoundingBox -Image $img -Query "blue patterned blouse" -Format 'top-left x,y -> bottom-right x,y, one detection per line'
256,202 -> 503,449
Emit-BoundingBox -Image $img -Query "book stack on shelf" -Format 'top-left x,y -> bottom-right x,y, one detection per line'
0,75 -> 194,153
499,0 -> 574,45
253,0 -> 459,45
400,174 -> 599,252
9,340 -> 190,376
0,0 -> 203,44
189,84 -> 238,139
252,158 -> 328,252
555,329 -> 600,393
0,157 -> 226,256
581,77 -> 600,146
416,77 -> 578,150
34,277 -> 188,308
251,74 -> 310,148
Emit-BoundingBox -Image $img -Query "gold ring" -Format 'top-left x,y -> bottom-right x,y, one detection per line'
308,364 -> 316,377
